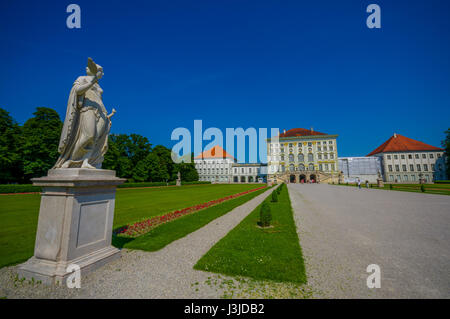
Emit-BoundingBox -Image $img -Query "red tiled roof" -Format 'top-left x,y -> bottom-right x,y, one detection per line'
367,134 -> 443,156
278,128 -> 327,138
194,145 -> 235,160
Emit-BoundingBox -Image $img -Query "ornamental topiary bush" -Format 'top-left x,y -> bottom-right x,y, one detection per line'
389,184 -> 393,190
271,189 -> 278,202
259,202 -> 272,227
277,183 -> 283,194
421,184 -> 425,192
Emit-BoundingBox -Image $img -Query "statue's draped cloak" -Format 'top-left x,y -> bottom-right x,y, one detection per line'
54,76 -> 110,169
54,78 -> 82,168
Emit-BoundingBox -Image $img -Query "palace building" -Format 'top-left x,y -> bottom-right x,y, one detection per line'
194,145 -> 234,183
194,145 -> 267,183
366,133 -> 444,183
266,128 -> 340,184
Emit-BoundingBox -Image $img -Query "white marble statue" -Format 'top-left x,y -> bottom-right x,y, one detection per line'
54,58 -> 116,169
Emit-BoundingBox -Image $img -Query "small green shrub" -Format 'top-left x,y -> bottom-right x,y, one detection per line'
259,202 -> 272,227
277,183 -> 283,194
389,184 -> 393,190
420,184 -> 425,192
271,190 -> 278,202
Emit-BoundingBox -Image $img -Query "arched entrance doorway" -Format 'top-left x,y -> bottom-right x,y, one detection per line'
248,176 -> 254,183
240,176 -> 246,183
299,174 -> 306,183
233,176 -> 238,183
310,174 -> 316,183
290,174 -> 296,183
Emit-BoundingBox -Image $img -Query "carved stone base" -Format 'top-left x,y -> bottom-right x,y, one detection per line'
17,168 -> 125,285
377,178 -> 384,188
18,246 -> 120,285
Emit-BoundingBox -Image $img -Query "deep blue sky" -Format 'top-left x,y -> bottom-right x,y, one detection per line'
0,0 -> 449,161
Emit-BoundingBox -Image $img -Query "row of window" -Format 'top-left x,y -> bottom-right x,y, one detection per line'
196,164 -> 230,169
272,163 -> 336,172
270,140 -> 334,148
195,160 -> 231,165
199,168 -> 262,175
233,167 -> 258,174
386,153 -> 441,160
199,168 -> 229,175
271,153 -> 336,162
270,144 -> 334,154
387,164 -> 439,172
199,176 -> 260,182
199,176 -> 230,182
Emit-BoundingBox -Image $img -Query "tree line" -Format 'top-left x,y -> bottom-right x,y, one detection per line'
0,107 -> 198,184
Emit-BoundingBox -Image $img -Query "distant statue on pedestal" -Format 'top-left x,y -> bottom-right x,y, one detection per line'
377,170 -> 384,188
176,171 -> 181,186
54,57 -> 116,169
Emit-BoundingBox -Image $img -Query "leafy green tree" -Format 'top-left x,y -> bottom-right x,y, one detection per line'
173,161 -> 199,182
146,152 -> 169,182
152,145 -> 175,180
0,108 -> 22,183
132,159 -> 150,182
103,133 -> 152,180
20,107 -> 62,180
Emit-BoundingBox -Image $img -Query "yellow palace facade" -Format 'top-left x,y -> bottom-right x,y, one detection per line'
266,128 -> 339,184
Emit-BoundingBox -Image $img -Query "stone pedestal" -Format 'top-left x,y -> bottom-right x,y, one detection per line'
17,168 -> 125,285
377,178 -> 384,188
176,179 -> 181,186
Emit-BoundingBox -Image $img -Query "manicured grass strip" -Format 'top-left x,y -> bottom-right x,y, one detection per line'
334,182 -> 450,195
194,185 -> 306,284
113,187 -> 269,252
114,184 -> 261,227
0,184 -> 260,269
114,186 -> 266,237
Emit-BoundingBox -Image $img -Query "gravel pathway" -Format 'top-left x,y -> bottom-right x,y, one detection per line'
288,183 -> 450,298
0,187 -> 275,299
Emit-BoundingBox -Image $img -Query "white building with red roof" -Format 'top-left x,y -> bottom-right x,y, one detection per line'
194,145 -> 267,183
366,133 -> 444,183
194,145 -> 235,183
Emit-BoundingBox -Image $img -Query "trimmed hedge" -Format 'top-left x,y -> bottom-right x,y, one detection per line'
119,181 -> 175,188
0,181 -> 211,193
435,180 -> 450,184
0,185 -> 41,194
181,181 -> 211,185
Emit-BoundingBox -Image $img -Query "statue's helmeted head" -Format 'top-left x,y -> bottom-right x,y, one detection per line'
86,65 -> 103,76
86,57 -> 103,76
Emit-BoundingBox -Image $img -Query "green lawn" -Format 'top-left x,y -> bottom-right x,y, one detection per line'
335,182 -> 450,195
114,184 -> 260,227
194,185 -> 307,284
0,184 -> 262,269
113,187 -> 268,251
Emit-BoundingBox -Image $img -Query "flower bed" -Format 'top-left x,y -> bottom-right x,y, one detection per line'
114,186 -> 267,238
